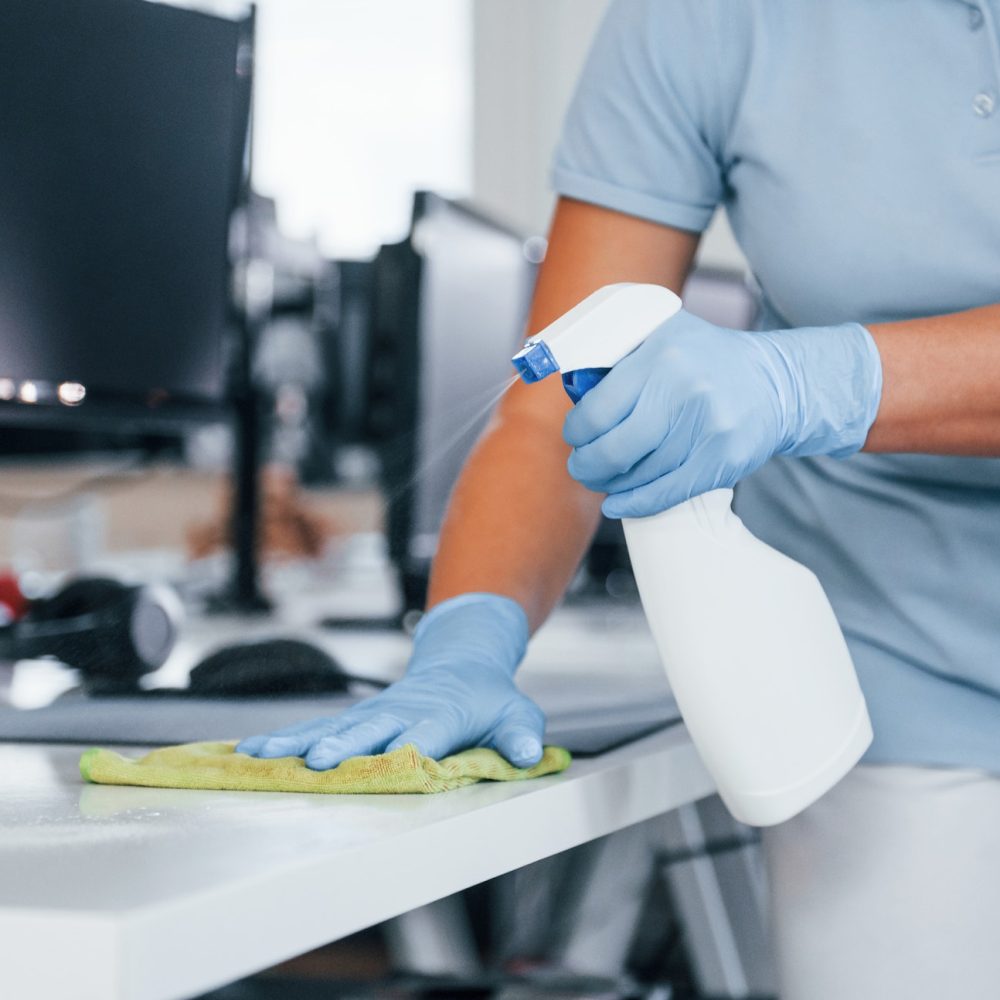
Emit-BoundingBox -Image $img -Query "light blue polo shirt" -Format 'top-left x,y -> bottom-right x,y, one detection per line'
552,0 -> 1000,773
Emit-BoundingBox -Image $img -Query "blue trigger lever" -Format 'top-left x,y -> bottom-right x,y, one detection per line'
562,368 -> 611,404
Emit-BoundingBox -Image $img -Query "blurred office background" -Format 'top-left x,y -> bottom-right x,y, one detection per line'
0,0 -> 747,590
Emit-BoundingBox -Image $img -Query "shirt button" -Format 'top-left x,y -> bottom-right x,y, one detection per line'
969,6 -> 985,29
973,91 -> 996,117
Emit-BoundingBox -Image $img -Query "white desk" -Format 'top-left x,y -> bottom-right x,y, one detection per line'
0,547 -> 716,1000
0,725 -> 712,1000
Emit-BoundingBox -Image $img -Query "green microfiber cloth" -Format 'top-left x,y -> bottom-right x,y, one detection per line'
79,740 -> 571,794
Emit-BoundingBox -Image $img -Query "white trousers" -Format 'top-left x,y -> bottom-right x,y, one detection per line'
763,764 -> 1000,1000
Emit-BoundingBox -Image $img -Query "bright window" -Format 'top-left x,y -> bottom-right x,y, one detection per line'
252,0 -> 473,259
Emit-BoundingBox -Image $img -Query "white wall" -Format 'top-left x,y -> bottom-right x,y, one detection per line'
471,0 -> 745,273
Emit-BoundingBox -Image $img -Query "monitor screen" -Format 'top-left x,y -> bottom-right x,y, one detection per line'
0,0 -> 252,423
370,193 -> 537,609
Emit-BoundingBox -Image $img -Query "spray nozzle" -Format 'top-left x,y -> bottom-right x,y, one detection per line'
511,339 -> 559,383
511,283 -> 684,400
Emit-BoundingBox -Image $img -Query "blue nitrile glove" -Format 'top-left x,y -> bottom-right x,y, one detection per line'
564,309 -> 882,519
236,593 -> 544,771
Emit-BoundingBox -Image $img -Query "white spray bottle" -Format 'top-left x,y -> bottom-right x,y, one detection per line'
512,284 -> 872,826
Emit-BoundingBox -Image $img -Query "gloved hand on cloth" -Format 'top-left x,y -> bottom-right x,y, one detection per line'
238,593 -> 547,771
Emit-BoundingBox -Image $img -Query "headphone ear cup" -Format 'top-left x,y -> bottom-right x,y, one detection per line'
16,578 -> 182,694
124,584 -> 182,678
23,578 -> 138,690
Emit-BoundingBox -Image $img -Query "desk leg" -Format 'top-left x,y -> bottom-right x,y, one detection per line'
383,895 -> 483,977
657,797 -> 776,998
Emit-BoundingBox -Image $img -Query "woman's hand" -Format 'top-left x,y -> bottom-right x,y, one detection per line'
564,310 -> 882,518
236,594 -> 544,771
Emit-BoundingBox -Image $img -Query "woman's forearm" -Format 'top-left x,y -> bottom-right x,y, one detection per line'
426,383 -> 604,632
426,198 -> 699,631
865,304 -> 1000,454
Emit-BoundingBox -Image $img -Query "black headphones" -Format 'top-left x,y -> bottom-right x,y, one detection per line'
0,577 -> 183,694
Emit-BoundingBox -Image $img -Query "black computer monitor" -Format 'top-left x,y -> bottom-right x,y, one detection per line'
0,0 -> 253,429
365,192 -> 538,615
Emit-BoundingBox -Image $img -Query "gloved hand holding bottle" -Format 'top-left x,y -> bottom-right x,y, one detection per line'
563,309 -> 883,518
237,593 -> 544,771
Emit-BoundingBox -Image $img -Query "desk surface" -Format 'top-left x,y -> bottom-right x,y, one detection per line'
0,725 -> 713,1000
0,545 -> 713,1000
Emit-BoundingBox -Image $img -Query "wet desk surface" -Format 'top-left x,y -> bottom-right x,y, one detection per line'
0,726 -> 712,1000
0,572 -> 714,1000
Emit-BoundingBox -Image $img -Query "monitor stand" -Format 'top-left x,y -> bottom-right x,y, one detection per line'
206,284 -> 271,615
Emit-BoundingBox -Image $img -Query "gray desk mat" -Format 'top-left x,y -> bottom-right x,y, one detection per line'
0,674 -> 680,757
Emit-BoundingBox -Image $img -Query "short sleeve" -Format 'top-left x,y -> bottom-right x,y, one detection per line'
552,0 -> 738,233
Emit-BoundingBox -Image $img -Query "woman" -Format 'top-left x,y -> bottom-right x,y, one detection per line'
241,3 -> 1000,995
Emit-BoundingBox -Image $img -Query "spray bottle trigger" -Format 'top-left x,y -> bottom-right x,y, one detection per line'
562,368 -> 612,404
